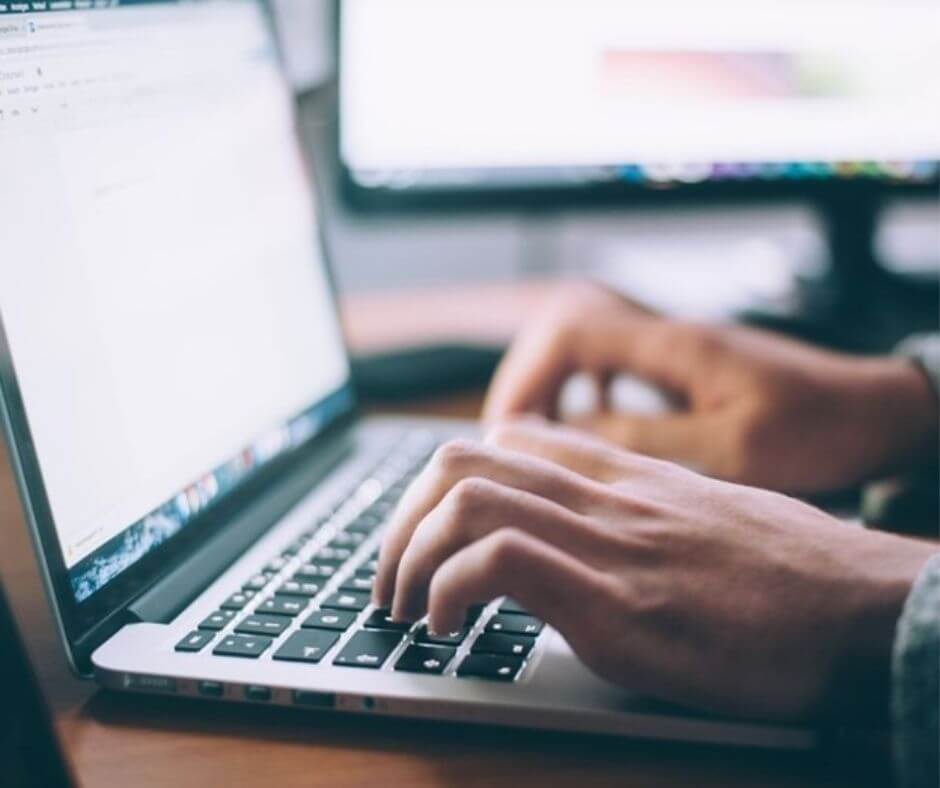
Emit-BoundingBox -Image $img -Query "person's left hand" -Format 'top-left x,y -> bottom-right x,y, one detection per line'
373,420 -> 935,721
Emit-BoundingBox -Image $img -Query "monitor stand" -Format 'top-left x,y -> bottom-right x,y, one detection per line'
743,187 -> 939,354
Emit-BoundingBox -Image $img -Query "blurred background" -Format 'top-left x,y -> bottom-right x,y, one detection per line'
272,0 -> 939,395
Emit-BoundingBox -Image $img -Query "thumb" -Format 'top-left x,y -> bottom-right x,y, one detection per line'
571,412 -> 726,475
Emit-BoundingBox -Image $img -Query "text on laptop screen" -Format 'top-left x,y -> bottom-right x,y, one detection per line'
0,1 -> 351,602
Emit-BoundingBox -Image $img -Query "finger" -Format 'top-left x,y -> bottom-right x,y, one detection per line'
426,527 -> 604,638
486,418 -> 650,484
573,412 -> 728,475
391,477 -> 608,622
483,316 -> 577,422
484,308 -> 700,423
373,439 -> 604,608
483,284 -> 618,423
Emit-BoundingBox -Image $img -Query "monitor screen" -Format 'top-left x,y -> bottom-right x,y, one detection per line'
339,0 -> 940,195
0,0 -> 352,603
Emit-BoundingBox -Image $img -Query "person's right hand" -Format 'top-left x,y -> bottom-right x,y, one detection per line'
483,283 -> 938,494
373,421 -> 936,721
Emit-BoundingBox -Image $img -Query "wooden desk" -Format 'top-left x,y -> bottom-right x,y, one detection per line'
0,286 -> 891,787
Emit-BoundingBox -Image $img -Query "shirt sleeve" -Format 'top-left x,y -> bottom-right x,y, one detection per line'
892,551 -> 940,788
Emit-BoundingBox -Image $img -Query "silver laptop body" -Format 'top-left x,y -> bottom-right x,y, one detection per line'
0,0 -> 812,750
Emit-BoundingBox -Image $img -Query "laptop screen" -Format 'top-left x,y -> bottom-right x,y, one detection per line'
0,0 -> 352,604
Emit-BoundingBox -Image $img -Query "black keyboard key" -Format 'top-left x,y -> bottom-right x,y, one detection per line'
235,614 -> 290,637
414,625 -> 468,647
213,634 -> 272,659
256,594 -> 309,617
282,538 -> 307,556
471,632 -> 535,658
295,563 -> 338,580
486,614 -> 543,637
175,630 -> 214,652
273,630 -> 340,664
314,547 -> 353,563
464,604 -> 486,625
221,591 -> 256,611
395,644 -> 455,675
370,499 -> 395,518
265,556 -> 289,573
321,591 -> 370,612
357,557 -> 379,574
198,609 -> 236,631
498,598 -> 529,615
333,630 -> 403,669
329,531 -> 366,549
339,575 -> 374,593
362,609 -> 412,632
456,653 -> 523,681
277,579 -> 321,597
346,515 -> 380,534
302,608 -> 357,631
243,574 -> 271,591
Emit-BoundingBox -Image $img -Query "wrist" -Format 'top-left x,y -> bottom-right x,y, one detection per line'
827,534 -> 937,723
858,357 -> 939,477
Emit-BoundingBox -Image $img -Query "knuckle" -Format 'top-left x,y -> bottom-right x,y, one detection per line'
431,438 -> 480,474
723,410 -> 764,480
482,528 -> 527,575
445,476 -> 493,518
548,316 -> 580,349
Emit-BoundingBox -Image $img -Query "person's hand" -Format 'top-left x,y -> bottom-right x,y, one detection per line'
483,282 -> 938,494
373,421 -> 936,720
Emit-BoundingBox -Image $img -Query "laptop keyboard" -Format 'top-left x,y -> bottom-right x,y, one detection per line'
173,431 -> 545,683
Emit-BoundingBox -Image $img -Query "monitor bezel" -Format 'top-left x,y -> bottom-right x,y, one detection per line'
0,0 -> 360,675
333,0 -> 940,214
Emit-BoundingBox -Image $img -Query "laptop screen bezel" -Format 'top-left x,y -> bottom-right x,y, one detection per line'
0,0 -> 360,674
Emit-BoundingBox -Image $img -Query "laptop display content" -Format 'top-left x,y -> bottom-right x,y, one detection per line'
0,0 -> 352,613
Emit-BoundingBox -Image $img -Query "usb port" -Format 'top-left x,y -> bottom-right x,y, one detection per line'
245,685 -> 271,702
292,690 -> 334,708
198,681 -> 224,698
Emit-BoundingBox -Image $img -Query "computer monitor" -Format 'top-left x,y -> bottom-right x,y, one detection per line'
338,0 -> 940,209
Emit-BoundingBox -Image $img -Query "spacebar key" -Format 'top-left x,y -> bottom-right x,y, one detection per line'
333,630 -> 402,669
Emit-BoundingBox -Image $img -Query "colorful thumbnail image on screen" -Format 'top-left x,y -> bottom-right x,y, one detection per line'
68,389 -> 352,604
599,51 -> 869,100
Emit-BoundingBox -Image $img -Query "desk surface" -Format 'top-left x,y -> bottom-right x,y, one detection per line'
0,286 -> 890,787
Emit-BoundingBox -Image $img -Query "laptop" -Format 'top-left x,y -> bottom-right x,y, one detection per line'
0,576 -> 75,788
0,0 -> 813,749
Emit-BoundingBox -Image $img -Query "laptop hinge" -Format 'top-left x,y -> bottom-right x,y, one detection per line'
126,427 -> 356,625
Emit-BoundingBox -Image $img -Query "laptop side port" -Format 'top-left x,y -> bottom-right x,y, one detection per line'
198,680 -> 224,698
245,685 -> 271,702
292,690 -> 335,708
